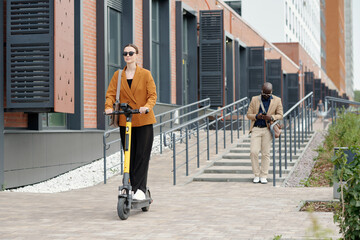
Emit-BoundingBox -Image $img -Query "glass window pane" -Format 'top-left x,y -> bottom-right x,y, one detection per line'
108,8 -> 121,67
48,113 -> 66,127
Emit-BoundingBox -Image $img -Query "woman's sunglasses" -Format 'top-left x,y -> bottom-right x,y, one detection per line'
123,51 -> 135,56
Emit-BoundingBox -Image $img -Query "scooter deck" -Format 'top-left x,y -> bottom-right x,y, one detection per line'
131,198 -> 152,209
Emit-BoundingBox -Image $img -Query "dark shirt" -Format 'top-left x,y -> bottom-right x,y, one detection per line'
254,95 -> 273,127
127,79 -> 133,89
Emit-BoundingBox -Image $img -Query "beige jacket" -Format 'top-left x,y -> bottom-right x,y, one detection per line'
247,95 -> 283,132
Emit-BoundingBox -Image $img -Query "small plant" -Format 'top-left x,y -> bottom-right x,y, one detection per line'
273,235 -> 282,240
332,147 -> 360,239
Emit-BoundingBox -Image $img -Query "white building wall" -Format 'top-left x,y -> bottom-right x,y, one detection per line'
241,0 -> 284,43
241,0 -> 321,66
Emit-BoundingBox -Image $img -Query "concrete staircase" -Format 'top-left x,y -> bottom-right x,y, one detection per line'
193,131 -> 314,184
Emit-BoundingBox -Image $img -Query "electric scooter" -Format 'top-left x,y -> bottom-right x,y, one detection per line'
106,103 -> 152,220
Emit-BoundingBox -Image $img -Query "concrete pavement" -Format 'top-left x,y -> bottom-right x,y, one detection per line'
0,120 -> 341,239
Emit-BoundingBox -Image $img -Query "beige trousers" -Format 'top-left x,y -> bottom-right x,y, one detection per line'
250,127 -> 273,178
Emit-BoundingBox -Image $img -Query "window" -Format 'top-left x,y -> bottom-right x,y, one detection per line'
152,0 -> 160,95
107,7 -> 122,78
42,113 -> 66,128
285,2 -> 288,26
289,8 -> 292,29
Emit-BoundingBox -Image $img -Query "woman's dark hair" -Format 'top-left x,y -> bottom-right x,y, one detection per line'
123,43 -> 139,54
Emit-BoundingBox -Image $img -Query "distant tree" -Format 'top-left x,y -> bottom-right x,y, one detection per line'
354,90 -> 360,102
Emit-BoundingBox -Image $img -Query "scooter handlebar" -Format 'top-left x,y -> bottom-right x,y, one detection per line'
103,109 -> 149,115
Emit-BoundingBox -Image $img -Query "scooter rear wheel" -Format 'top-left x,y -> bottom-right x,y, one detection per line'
117,198 -> 130,220
141,189 -> 151,212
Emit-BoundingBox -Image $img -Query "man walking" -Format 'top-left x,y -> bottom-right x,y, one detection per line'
246,82 -> 283,184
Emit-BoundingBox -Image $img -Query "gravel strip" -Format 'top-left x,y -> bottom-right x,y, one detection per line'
284,130 -> 327,187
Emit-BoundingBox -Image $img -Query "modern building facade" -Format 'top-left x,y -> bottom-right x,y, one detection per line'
241,0 -> 321,67
1,0 -> 343,189
344,0 -> 354,99
325,0 -> 346,95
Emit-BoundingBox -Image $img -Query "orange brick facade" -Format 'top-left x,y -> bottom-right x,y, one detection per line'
83,0 -> 97,128
325,0 -> 345,94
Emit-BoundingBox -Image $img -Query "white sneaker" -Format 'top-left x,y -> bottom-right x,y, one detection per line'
253,177 -> 260,183
260,178 -> 268,184
133,190 -> 146,200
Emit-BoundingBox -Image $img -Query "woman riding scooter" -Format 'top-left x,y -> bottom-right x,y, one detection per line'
105,44 -> 157,200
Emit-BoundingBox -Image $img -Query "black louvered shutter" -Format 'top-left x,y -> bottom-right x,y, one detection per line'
314,79 -> 321,107
266,59 -> 282,98
321,82 -> 326,102
304,72 -> 314,96
286,73 -> 299,111
107,0 -> 122,12
199,10 -> 224,107
247,47 -> 264,98
6,0 -> 54,110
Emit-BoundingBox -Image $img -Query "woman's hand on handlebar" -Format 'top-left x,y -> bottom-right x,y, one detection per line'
139,107 -> 149,114
105,108 -> 113,114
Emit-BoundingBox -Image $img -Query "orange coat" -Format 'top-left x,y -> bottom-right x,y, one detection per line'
105,66 -> 157,127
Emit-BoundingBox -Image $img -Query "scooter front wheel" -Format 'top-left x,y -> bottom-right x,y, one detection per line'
117,198 -> 130,220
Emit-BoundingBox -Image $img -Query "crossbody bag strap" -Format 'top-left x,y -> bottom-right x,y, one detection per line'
259,95 -> 266,114
115,70 -> 122,101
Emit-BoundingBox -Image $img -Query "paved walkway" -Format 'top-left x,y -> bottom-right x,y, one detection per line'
0,119 -> 341,239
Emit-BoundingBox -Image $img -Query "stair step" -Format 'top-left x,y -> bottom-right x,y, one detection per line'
230,148 -> 303,154
214,159 -> 296,167
223,153 -> 299,160
193,173 -> 285,183
204,166 -> 290,175
237,143 -> 308,148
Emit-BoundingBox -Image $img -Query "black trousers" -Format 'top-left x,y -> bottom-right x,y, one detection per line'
120,124 -> 153,193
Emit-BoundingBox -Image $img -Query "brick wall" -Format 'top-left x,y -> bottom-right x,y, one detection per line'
83,0 -> 97,128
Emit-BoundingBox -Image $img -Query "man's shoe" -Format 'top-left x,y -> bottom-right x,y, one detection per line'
253,177 -> 260,183
260,178 -> 268,184
133,190 -> 146,200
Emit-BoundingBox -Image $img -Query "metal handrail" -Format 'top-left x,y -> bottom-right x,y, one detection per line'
102,98 -> 211,183
164,97 -> 250,185
269,92 -> 314,186
325,96 -> 360,124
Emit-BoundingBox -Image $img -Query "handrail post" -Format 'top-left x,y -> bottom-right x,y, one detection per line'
284,117 -> 287,169
303,99 -> 309,140
230,106 -> 233,144
279,135 -> 282,178
301,105 -> 304,144
160,115 -> 163,154
223,108 -> 226,149
242,101 -> 246,135
289,114 -> 292,162
197,122 -> 200,168
216,114 -> 219,154
206,117 -> 210,160
293,111 -> 297,155
272,133 -> 276,186
297,106 -> 300,149
173,133 -> 176,185
237,103 -> 240,139
104,142 -> 107,184
186,128 -> 189,176
331,100 -> 334,123
311,95 -> 313,131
